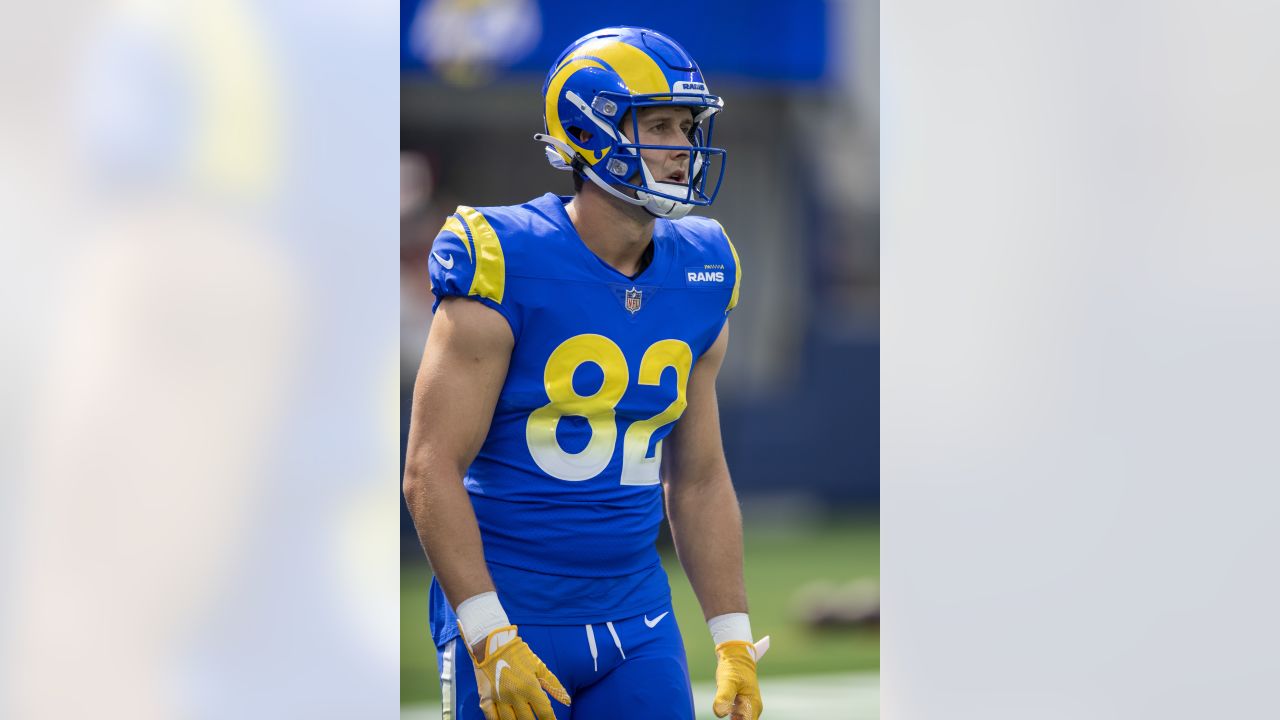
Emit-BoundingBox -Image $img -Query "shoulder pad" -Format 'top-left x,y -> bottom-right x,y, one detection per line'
429,205 -> 507,305
711,219 -> 742,313
669,216 -> 742,313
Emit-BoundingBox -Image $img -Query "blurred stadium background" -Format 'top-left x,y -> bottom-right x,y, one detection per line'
400,1 -> 880,716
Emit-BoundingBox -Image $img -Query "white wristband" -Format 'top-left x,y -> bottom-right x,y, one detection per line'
456,591 -> 510,644
708,612 -> 753,647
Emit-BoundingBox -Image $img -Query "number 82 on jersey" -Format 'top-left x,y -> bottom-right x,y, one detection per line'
525,334 -> 692,486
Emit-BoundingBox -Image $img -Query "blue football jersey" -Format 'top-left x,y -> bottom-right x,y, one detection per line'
424,193 -> 740,640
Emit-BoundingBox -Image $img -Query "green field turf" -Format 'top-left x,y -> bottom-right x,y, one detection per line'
401,514 -> 878,705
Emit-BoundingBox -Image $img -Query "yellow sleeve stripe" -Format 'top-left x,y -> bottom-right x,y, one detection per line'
456,206 -> 506,305
441,214 -> 473,262
715,220 -> 742,312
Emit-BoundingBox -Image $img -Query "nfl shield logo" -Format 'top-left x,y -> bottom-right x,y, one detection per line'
624,286 -> 643,314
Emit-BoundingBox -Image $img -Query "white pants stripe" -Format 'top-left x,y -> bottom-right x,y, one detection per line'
605,621 -> 626,659
440,639 -> 456,720
585,624 -> 599,672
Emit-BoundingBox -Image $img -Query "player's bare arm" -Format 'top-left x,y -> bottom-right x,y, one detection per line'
402,297 -> 512,634
404,298 -> 572,720
664,321 -> 765,719
663,321 -> 747,619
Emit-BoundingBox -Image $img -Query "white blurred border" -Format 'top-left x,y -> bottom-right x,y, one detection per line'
2,1 -> 399,717
884,2 -> 1280,717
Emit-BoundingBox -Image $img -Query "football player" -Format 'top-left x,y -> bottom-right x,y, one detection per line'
403,26 -> 764,720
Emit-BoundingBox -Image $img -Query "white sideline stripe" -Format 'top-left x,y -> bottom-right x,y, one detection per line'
605,621 -> 626,659
691,672 -> 879,720
585,624 -> 598,672
402,671 -> 880,720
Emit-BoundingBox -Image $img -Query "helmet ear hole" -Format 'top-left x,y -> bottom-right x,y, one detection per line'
567,126 -> 593,144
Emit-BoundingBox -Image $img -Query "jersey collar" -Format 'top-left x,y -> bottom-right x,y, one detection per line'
534,193 -> 674,285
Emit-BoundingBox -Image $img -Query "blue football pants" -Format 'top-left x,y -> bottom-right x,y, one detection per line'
437,602 -> 695,720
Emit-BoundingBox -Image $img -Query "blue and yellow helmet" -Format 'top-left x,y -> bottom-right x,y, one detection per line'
533,27 -> 726,219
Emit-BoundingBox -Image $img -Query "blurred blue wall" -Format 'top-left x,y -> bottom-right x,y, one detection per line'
401,0 -> 830,83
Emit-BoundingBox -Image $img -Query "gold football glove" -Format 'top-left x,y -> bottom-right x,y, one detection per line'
468,625 -> 571,720
712,638 -> 768,720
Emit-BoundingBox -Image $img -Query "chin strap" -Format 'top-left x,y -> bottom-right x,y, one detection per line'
532,133 -> 696,219
534,133 -> 647,207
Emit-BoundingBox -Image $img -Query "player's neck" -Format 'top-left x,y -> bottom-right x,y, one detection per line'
566,184 -> 655,277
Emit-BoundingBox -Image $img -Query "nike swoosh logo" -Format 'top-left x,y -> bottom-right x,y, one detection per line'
494,659 -> 511,691
433,251 -> 454,269
644,612 -> 669,628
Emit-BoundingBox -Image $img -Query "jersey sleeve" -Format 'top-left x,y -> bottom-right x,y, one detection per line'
428,206 -> 519,335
